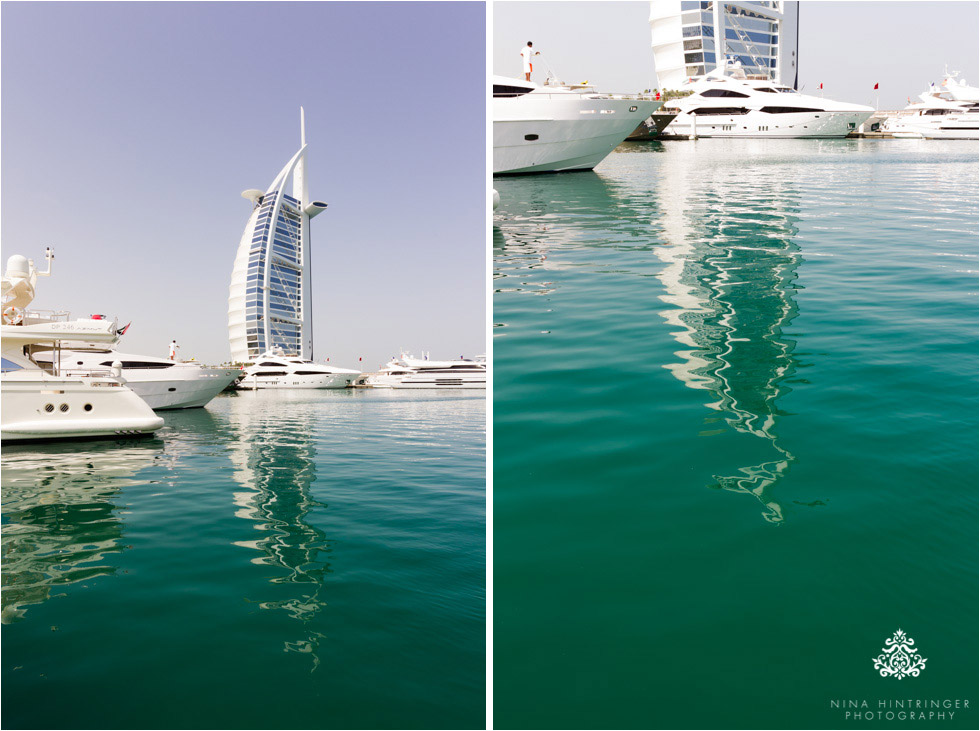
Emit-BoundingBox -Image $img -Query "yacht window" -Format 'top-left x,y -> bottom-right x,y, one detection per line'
99,360 -> 175,369
293,370 -> 326,376
759,106 -> 825,114
493,84 -> 533,98
1,357 -> 23,372
775,87 -> 796,93
924,108 -> 950,116
255,370 -> 287,377
753,87 -> 777,93
690,107 -> 750,115
259,361 -> 282,366
700,89 -> 750,98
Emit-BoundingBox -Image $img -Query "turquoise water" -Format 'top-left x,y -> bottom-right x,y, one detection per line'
493,140 -> 978,729
2,391 -> 485,729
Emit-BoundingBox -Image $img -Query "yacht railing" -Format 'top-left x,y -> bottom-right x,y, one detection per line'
21,309 -> 72,325
59,367 -> 116,378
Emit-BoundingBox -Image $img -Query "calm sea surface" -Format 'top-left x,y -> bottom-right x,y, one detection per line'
493,140 -> 978,729
1,391 -> 485,729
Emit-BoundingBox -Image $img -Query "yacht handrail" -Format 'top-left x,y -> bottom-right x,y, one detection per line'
58,367 -> 116,378
22,309 -> 72,324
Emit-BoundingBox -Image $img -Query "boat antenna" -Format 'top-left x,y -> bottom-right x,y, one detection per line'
537,53 -> 562,86
300,106 -> 306,146
37,247 -> 54,277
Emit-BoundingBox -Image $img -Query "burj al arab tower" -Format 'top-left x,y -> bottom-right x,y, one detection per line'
228,109 -> 328,362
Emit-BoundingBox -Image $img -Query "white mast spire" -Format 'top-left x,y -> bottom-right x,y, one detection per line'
300,106 -> 306,146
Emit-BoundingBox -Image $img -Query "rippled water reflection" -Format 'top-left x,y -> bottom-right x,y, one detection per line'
2,440 -> 164,624
2,391 -> 485,729
493,139 -> 978,729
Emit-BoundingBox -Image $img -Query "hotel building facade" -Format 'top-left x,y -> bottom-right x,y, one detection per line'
650,1 -> 799,90
228,110 -> 327,363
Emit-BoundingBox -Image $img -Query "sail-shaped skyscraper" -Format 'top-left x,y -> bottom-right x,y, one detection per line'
650,1 -> 799,90
228,109 -> 328,363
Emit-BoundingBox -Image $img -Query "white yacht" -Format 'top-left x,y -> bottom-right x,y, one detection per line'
1,251 -> 164,443
354,353 -> 486,389
493,75 -> 664,174
661,61 -> 874,138
237,348 -> 360,389
884,72 -> 979,140
34,347 -> 242,410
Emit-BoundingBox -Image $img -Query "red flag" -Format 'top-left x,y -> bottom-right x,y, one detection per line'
118,322 -> 131,335
819,83 -> 823,89
873,83 -> 879,90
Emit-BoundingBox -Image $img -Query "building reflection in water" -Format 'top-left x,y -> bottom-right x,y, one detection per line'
1,440 -> 163,623
654,149 -> 803,523
224,393 -> 333,671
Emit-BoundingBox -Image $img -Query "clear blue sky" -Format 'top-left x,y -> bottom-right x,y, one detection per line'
2,1 -> 486,368
493,1 -> 980,108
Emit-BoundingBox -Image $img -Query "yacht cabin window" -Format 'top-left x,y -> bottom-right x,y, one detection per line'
759,106 -> 824,114
700,89 -> 750,98
99,360 -> 175,369
493,85 -> 533,98
690,107 -> 750,115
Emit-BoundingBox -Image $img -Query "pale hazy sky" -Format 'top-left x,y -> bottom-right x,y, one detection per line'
2,2 -> 485,368
493,1 -> 980,108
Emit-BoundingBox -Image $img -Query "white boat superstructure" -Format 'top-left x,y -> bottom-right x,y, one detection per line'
884,72 -> 979,140
34,347 -> 242,410
493,75 -> 664,174
662,62 -> 874,138
354,353 -> 486,389
1,252 -> 164,443
237,348 -> 360,389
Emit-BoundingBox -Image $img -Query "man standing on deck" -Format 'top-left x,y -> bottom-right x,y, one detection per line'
521,41 -> 539,82
169,339 -> 179,361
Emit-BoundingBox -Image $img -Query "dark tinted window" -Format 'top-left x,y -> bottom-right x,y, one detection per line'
493,85 -> 532,98
759,106 -> 824,114
99,360 -> 175,369
700,88 -> 750,98
690,107 -> 749,115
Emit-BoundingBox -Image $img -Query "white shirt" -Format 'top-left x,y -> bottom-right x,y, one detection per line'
169,342 -> 177,356
521,46 -> 533,69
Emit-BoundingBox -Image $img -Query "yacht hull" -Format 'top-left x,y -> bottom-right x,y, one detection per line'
124,368 -> 243,409
890,125 -> 978,140
355,375 -> 486,389
494,98 -> 662,174
235,372 -> 358,389
664,110 -> 873,138
0,377 -> 164,442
